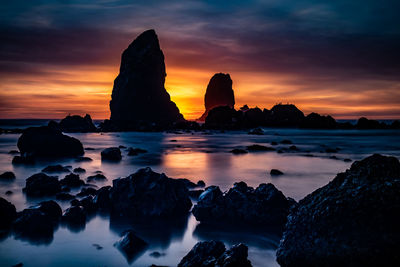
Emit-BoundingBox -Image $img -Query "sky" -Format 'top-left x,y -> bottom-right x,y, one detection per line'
0,0 -> 400,120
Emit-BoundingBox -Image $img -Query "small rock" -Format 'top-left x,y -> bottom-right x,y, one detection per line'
230,148 -> 248,154
75,156 -> 93,162
127,147 -> 148,156
56,193 -> 75,201
248,128 -> 264,135
60,173 -> 85,188
23,173 -> 61,197
246,144 -> 275,151
270,169 -> 284,176
76,187 -> 97,197
149,251 -> 165,258
0,171 -> 16,180
280,140 -> 293,144
8,150 -> 19,154
93,244 -> 103,250
271,141 -> 278,146
289,145 -> 298,151
42,165 -> 70,173
0,197 -> 17,229
197,180 -> 206,187
62,206 -> 86,225
73,167 -> 86,173
86,174 -> 107,182
114,230 -> 148,263
344,158 -> 352,162
5,190 -> 13,195
101,147 -> 122,161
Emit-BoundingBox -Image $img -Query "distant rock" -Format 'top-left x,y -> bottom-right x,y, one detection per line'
266,104 -> 305,127
127,147 -> 148,156
178,241 -> 252,267
58,114 -> 97,133
17,126 -> 84,159
204,106 -> 240,129
192,182 -> 294,229
114,230 -> 148,263
300,112 -> 337,129
270,169 -> 284,176
230,148 -> 248,154
243,107 -> 264,127
110,167 -> 192,217
23,173 -> 61,197
276,154 -> 400,267
248,127 -> 264,135
109,29 -> 184,130
199,73 -> 235,121
60,173 -> 85,188
356,117 -> 386,129
0,197 -> 17,230
246,144 -> 275,152
75,156 -> 93,162
0,171 -> 16,180
101,147 -> 122,161
42,164 -> 70,173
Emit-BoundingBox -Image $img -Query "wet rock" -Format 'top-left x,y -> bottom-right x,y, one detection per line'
42,164 -> 70,173
76,187 -> 97,197
246,144 -> 275,152
110,167 -> 192,217
86,174 -> 107,182
17,126 -> 84,158
276,154 -> 400,267
79,196 -> 97,213
189,190 -> 204,200
94,186 -> 112,211
13,201 -> 61,242
178,241 -> 252,267
101,147 -> 122,161
12,155 -> 34,164
0,171 -> 15,180
62,206 -> 86,225
109,29 -> 184,129
23,173 -> 61,197
270,169 -> 284,176
192,182 -> 294,229
56,193 -> 75,201
73,167 -> 86,173
199,73 -> 235,121
60,173 -> 85,188
0,197 -> 17,230
127,147 -> 148,156
248,127 -> 264,135
114,230 -> 148,263
5,190 -> 13,195
75,156 -> 93,162
230,148 -> 248,154
58,114 -> 97,133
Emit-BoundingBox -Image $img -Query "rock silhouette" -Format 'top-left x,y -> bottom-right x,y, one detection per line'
276,154 -> 400,266
58,114 -> 97,133
109,29 -> 184,130
199,73 -> 235,121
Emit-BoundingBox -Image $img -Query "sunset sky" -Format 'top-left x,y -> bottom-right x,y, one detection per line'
1,0 -> 399,120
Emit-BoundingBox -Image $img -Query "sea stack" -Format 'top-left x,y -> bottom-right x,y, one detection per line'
109,29 -> 184,129
199,73 -> 235,121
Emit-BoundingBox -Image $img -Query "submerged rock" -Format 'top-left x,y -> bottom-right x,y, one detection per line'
0,171 -> 16,180
86,174 -> 107,182
101,147 -> 121,161
0,197 -> 17,230
58,114 -> 97,133
109,29 -> 184,129
62,206 -> 86,226
42,164 -> 70,173
23,173 -> 61,197
192,182 -> 294,229
114,230 -> 148,263
199,73 -> 235,121
178,241 -> 252,267
127,147 -> 148,156
110,167 -> 192,217
230,148 -> 248,154
246,144 -> 275,152
276,154 -> 400,267
17,126 -> 84,158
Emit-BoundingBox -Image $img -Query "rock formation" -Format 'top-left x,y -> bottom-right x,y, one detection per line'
58,114 -> 97,133
276,154 -> 400,266
199,73 -> 235,121
109,29 -> 184,129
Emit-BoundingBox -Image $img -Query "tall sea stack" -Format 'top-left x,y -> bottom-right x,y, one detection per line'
109,29 -> 184,129
198,73 -> 235,121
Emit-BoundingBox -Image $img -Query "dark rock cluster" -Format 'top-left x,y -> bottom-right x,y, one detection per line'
49,114 -> 97,133
192,182 -> 295,230
276,154 -> 400,267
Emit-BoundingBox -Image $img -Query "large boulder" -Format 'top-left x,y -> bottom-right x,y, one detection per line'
192,182 -> 294,230
276,154 -> 400,267
0,197 -> 17,230
266,104 -> 305,127
178,240 -> 252,267
198,73 -> 235,121
13,201 -> 61,243
109,29 -> 184,129
58,114 -> 97,132
110,167 -> 192,217
23,173 -> 61,197
17,126 -> 84,158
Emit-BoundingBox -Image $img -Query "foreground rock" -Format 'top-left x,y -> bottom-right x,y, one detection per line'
23,173 -> 61,197
17,126 -> 84,159
58,114 -> 97,132
109,29 -> 184,130
0,197 -> 17,230
114,230 -> 148,263
13,201 -> 61,242
101,147 -> 122,161
198,73 -> 235,121
276,154 -> 400,267
110,167 -> 192,217
178,240 -> 252,267
0,171 -> 16,180
192,182 -> 294,230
